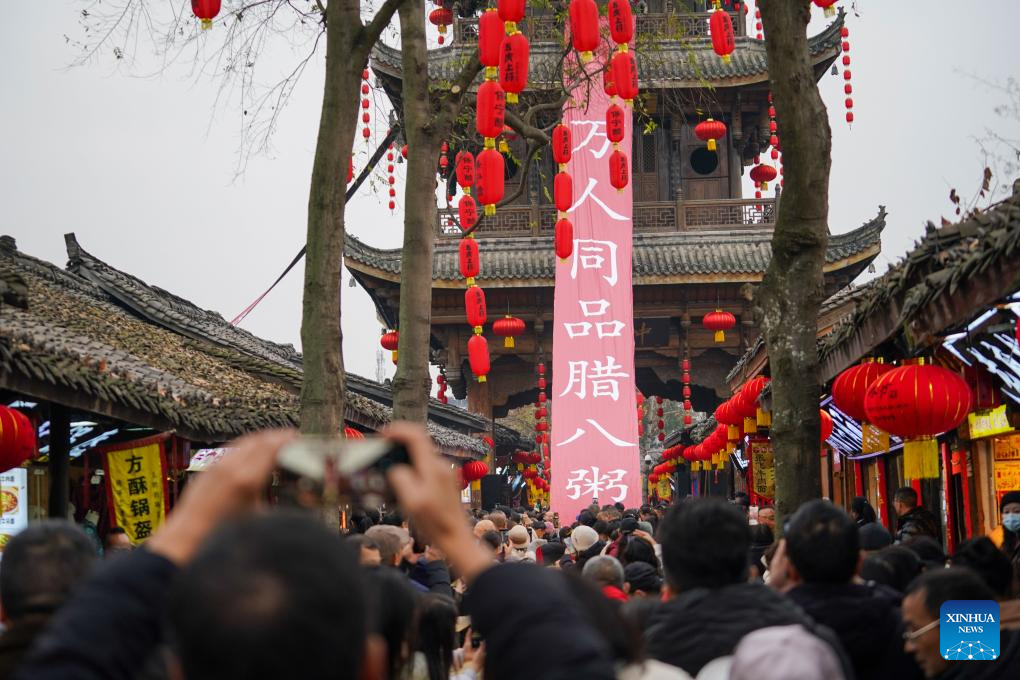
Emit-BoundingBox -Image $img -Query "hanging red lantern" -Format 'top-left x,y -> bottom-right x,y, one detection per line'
552,124 -> 572,169
456,151 -> 475,194
611,50 -> 639,105
702,309 -> 736,342
832,361 -> 892,422
749,164 -> 777,191
683,386 -> 692,399
343,426 -> 365,440
819,409 -> 834,443
606,104 -> 626,144
602,63 -> 617,98
463,460 -> 489,483
568,0 -> 599,63
609,149 -> 629,191
682,358 -> 690,372
554,172 -> 573,213
347,157 -> 354,184
555,218 -> 573,261
493,315 -> 526,348
429,7 -> 454,42
0,407 -> 36,472
537,377 -> 546,390
864,364 -> 972,440
694,118 -> 727,152
607,0 -> 634,46
465,285 -> 488,331
479,9 -> 504,79
458,195 -> 479,230
380,329 -> 399,364
498,0 -> 526,29
476,80 -> 507,147
467,334 -> 490,383
191,0 -> 221,30
499,32 -> 530,105
710,7 -> 735,63
476,148 -> 505,216
459,237 -> 480,284
813,0 -> 838,18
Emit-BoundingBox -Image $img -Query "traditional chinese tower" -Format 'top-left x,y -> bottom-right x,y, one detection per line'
347,3 -> 882,427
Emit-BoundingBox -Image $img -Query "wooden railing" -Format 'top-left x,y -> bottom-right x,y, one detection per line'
436,197 -> 777,238
452,10 -> 746,45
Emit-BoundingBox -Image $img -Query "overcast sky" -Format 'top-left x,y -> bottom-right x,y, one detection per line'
2,1 -> 1018,384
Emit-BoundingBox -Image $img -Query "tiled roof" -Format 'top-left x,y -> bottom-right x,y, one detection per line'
346,208 -> 885,284
0,236 -> 491,454
371,12 -> 844,88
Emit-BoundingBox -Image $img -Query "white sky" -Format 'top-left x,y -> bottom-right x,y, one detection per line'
2,1 -> 1018,383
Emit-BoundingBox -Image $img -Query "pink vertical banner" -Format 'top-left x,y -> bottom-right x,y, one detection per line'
551,44 -> 639,519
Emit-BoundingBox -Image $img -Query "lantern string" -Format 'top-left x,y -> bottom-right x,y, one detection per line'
230,126 -> 402,326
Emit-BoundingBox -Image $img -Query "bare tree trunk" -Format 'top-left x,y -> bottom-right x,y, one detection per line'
300,0 -> 405,434
758,0 -> 831,521
391,0 -> 439,423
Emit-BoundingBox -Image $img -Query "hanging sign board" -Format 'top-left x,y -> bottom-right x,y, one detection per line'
103,436 -> 169,545
749,438 -> 775,501
968,406 -> 1012,440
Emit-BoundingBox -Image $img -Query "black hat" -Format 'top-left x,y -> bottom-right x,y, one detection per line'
624,562 -> 662,594
858,522 -> 893,551
537,541 -> 565,566
1000,491 -> 1020,512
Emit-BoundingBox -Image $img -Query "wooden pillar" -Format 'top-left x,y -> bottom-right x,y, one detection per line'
48,404 -> 71,519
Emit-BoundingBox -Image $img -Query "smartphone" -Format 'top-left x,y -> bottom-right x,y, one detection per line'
471,631 -> 483,649
277,437 -> 409,509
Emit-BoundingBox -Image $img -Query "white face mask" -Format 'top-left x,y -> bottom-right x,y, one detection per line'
1003,513 -> 1020,533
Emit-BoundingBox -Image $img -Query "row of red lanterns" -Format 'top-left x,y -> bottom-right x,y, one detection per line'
841,25 -> 854,125
681,356 -> 692,426
436,369 -> 449,404
552,124 -> 574,261
361,69 -> 372,141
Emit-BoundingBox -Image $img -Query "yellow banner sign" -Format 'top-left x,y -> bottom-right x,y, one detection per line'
994,434 -> 1020,462
969,405 -> 1013,440
750,439 -> 775,501
862,423 -> 890,455
105,440 -> 167,544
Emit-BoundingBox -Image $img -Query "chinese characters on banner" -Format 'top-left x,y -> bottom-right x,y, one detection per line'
551,34 -> 640,518
0,468 -> 28,558
749,438 -> 775,501
104,438 -> 168,545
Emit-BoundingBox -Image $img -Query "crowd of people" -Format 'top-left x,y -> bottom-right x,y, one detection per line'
1,423 -> 1020,680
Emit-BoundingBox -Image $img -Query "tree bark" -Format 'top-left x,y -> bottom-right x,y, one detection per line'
391,0 -> 439,423
758,0 -> 832,522
300,0 -> 405,434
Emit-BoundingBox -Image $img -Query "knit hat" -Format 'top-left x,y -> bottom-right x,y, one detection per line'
858,522 -> 893,551
624,562 -> 662,594
571,525 -> 599,553
508,524 -> 530,547
730,625 -> 845,680
1000,491 -> 1020,512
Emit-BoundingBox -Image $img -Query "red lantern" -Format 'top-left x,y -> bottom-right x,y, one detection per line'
191,0 -> 221,30
463,459 -> 489,482
813,0 -> 838,18
468,334 -> 491,383
607,0 -> 634,46
710,8 -> 735,63
380,329 -> 399,364
832,362 -> 892,422
479,9 -> 504,78
606,104 -> 626,144
476,81 -> 507,146
609,150 -> 629,191
476,149 -> 505,216
694,118 -> 727,152
493,315 -> 526,348
456,151 -> 475,193
498,0 -> 526,27
465,285 -> 488,330
429,7 -> 453,35
555,218 -> 573,260
864,364 -> 972,439
458,195 -> 479,230
0,407 -> 36,472
603,63 -> 617,98
459,237 -> 480,283
749,164 -> 777,190
569,0 -> 599,63
702,309 -> 736,342
343,426 -> 365,440
499,32 -> 530,105
554,172 -> 573,213
819,409 -> 833,443
552,124 -> 572,168
611,50 -> 639,104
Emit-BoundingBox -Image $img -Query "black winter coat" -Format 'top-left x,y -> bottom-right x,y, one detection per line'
787,582 -> 923,680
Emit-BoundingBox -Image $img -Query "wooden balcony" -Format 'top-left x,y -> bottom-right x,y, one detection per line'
452,10 -> 746,45
436,197 -> 776,239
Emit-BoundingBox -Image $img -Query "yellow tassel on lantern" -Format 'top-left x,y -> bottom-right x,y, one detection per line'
484,204 -> 496,216
727,425 -> 739,441
484,136 -> 495,149
477,375 -> 487,383
470,479 -> 481,493
903,437 -> 940,480
201,18 -> 213,30
721,54 -> 731,64
708,138 -> 717,152
503,337 -> 515,349
498,138 -> 510,152
744,417 -> 757,435
391,350 -> 398,363
757,408 -> 772,428
714,330 -> 725,342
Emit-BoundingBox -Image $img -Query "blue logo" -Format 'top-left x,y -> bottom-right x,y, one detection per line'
940,600 -> 1000,661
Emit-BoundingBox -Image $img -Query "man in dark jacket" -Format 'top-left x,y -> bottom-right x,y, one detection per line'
0,521 -> 96,679
644,498 -> 852,676
784,499 -> 923,680
895,487 -> 941,543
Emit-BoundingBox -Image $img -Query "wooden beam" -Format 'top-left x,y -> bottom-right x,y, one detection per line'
48,404 -> 70,519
